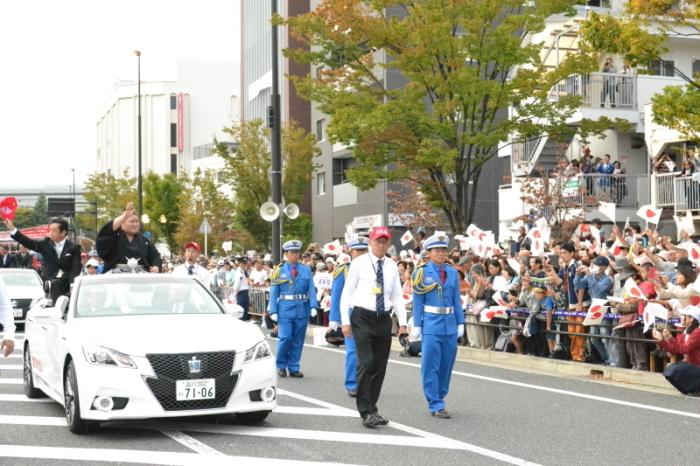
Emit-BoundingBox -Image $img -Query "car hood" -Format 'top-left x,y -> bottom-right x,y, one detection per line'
70,314 -> 265,356
6,285 -> 44,300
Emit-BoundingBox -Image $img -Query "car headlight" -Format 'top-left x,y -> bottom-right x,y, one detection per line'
244,340 -> 272,363
82,344 -> 137,369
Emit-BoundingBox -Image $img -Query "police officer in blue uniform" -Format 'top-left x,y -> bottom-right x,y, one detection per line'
269,240 -> 318,378
411,232 -> 465,419
328,237 -> 369,397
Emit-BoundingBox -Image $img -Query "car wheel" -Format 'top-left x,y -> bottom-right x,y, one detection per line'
23,343 -> 45,399
236,410 -> 271,424
63,360 -> 98,434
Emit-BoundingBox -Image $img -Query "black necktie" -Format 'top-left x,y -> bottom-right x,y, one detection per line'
376,259 -> 385,315
188,265 -> 194,276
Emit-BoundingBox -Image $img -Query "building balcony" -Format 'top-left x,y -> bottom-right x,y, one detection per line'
652,173 -> 700,214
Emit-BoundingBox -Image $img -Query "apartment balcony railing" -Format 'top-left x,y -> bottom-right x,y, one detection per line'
549,72 -> 637,110
560,174 -> 649,209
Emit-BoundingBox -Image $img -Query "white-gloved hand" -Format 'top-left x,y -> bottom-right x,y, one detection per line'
310,308 -> 317,318
329,320 -> 340,331
457,325 -> 465,339
270,313 -> 278,322
410,326 -> 422,340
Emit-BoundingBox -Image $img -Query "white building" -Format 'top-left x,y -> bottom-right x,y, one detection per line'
96,59 -> 239,179
498,0 -> 699,239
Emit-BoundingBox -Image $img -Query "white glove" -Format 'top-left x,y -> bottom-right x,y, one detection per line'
270,313 -> 278,322
329,320 -> 340,331
457,325 -> 465,339
310,308 -> 317,318
410,326 -> 422,340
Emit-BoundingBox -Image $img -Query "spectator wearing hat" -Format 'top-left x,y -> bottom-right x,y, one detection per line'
79,252 -> 89,275
84,258 -> 100,276
574,255 -> 613,364
313,262 -> 332,326
96,202 -> 161,273
269,239 -> 318,378
411,232 -> 464,419
328,236 -> 369,397
339,226 -> 407,428
172,242 -> 210,283
231,257 -> 251,321
653,305 -> 700,395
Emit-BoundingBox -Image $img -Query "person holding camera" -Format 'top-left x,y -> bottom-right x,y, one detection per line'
653,305 -> 700,395
411,232 -> 464,419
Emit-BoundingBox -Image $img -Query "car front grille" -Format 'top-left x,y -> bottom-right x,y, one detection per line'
144,351 -> 237,411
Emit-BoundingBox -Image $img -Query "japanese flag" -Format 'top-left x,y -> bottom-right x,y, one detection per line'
402,290 -> 413,305
323,240 -> 342,255
642,302 -> 668,333
467,224 -> 482,238
507,258 -> 522,275
583,298 -> 609,326
336,253 -> 351,265
409,250 -> 421,265
480,306 -> 509,322
677,241 -> 700,265
610,239 -> 627,258
589,225 -> 602,248
458,237 -> 470,251
636,205 -> 662,225
623,277 -> 647,300
676,211 -> 695,236
400,230 -> 414,246
528,230 -> 545,256
492,291 -> 509,306
598,202 -> 616,223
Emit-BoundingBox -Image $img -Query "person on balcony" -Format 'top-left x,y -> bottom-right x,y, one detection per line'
600,57 -> 616,108
653,152 -> 676,174
596,153 -> 615,197
612,161 -> 627,204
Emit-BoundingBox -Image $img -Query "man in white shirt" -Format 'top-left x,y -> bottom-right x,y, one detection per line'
232,258 -> 251,320
339,226 -> 407,428
0,277 -> 16,358
172,242 -> 210,283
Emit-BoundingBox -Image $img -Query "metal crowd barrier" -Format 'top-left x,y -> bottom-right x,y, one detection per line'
249,288 -> 268,318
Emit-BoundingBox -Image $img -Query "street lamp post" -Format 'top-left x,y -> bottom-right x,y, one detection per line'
269,0 -> 282,263
134,50 -> 143,230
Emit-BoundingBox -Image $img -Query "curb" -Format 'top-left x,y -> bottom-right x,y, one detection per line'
302,325 -> 678,397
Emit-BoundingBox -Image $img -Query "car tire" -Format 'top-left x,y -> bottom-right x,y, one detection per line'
236,410 -> 271,424
23,343 -> 45,399
64,360 -> 98,434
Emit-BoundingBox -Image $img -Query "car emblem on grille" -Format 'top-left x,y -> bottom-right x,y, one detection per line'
187,356 -> 202,374
11,300 -> 18,308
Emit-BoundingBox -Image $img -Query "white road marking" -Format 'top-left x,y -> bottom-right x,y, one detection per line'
6,354 -> 21,359
0,445 -> 358,466
0,365 -> 22,370
0,379 -> 22,385
305,343 -> 700,421
0,415 -> 65,426
159,429 -> 225,456
0,394 -> 52,402
274,406 -> 356,417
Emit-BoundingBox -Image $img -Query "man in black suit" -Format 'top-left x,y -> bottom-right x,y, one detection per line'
15,246 -> 34,269
0,245 -> 16,268
3,218 -> 82,300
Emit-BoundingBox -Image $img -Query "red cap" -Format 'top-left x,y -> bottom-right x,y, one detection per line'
184,242 -> 201,252
369,226 -> 391,241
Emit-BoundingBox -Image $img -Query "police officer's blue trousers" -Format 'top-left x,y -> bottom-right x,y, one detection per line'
276,317 -> 308,372
421,333 -> 457,412
344,335 -> 357,391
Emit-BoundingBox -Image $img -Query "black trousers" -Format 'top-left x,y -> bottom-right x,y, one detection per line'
664,361 -> 700,394
238,290 -> 250,320
350,307 -> 393,418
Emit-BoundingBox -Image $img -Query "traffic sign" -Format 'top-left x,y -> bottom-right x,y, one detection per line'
198,218 -> 211,234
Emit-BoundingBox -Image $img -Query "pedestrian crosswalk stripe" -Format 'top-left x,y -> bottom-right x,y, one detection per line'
5,355 -> 21,359
0,394 -> 52,403
159,429 -> 225,457
0,365 -> 22,370
274,406 -> 356,417
0,415 -> 65,426
0,379 -> 22,385
0,445 -> 359,466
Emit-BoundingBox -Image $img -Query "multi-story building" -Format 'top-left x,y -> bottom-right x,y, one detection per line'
498,0 -> 699,238
96,59 -> 239,179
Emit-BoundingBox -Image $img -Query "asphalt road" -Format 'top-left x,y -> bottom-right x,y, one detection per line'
2,326 -> 700,466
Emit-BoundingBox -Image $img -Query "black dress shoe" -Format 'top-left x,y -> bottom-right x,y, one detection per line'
289,371 -> 304,378
347,389 -> 357,398
276,369 -> 287,378
362,415 -> 381,428
431,409 -> 451,419
374,414 -> 389,425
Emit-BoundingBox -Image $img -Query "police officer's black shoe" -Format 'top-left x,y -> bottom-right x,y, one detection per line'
374,414 -> 389,425
362,414 -> 381,428
277,369 -> 287,378
431,409 -> 451,419
347,389 -> 357,398
289,371 -> 304,378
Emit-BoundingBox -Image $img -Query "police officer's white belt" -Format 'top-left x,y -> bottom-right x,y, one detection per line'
424,306 -> 454,314
279,294 -> 309,301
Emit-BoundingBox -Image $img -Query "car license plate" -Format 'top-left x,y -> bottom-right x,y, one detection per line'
13,309 -> 23,318
175,378 -> 215,401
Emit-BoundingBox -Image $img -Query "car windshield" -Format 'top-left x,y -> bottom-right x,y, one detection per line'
75,279 -> 224,317
0,272 -> 42,287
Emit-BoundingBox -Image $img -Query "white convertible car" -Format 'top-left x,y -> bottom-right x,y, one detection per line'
23,273 -> 277,434
0,269 -> 44,325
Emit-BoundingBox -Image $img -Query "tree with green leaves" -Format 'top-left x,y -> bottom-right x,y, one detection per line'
11,207 -> 33,230
143,172 -> 187,252
214,118 -> 319,250
280,0 -> 624,233
81,170 -> 136,227
29,193 -> 49,226
580,0 -> 699,141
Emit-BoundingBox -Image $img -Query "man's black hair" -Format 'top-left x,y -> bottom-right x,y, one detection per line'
49,217 -> 69,234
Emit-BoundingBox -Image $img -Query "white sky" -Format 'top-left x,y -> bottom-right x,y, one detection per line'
0,0 -> 241,189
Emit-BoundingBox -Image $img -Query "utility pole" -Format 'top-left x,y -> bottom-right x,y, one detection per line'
269,0 -> 282,263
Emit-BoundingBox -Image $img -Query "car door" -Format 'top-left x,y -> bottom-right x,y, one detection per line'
41,297 -> 70,391
25,304 -> 52,387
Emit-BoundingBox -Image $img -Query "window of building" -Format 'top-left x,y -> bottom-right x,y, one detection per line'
650,59 -> 676,77
316,172 -> 326,195
333,158 -> 352,185
170,123 -> 177,148
316,118 -> 325,142
170,154 -> 177,174
586,0 -> 611,7
316,65 -> 324,79
693,59 -> 700,78
170,95 -> 177,110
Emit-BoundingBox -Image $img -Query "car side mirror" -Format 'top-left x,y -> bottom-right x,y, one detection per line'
54,295 -> 70,319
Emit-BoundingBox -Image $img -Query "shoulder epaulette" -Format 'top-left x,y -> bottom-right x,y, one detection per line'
271,264 -> 291,284
332,263 -> 348,279
411,263 -> 439,294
